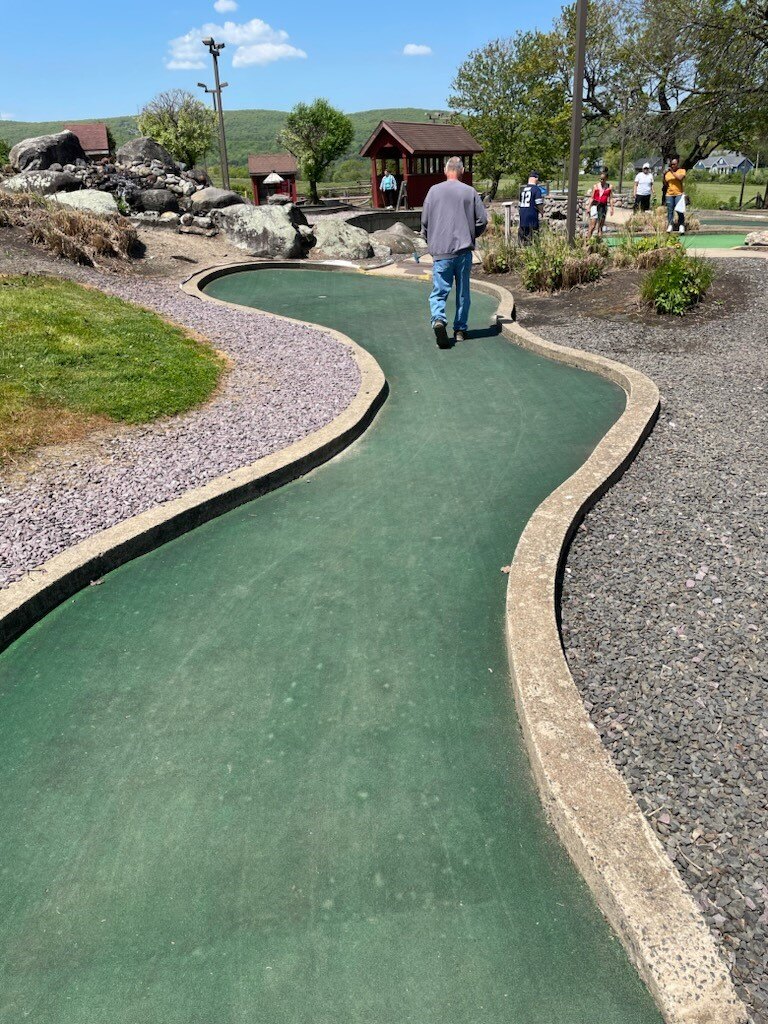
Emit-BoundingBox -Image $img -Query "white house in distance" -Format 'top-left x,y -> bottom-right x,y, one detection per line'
694,151 -> 755,175
633,156 -> 664,174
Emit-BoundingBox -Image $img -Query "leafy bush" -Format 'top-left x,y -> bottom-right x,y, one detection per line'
479,238 -> 519,274
641,252 -> 714,314
518,233 -> 607,292
0,190 -> 138,264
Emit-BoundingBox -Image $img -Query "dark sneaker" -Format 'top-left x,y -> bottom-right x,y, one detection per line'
454,330 -> 466,343
433,321 -> 450,348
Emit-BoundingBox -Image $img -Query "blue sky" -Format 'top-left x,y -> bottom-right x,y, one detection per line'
2,0 -> 564,121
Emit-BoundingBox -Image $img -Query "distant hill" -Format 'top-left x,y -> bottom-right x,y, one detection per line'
0,108 -> 438,168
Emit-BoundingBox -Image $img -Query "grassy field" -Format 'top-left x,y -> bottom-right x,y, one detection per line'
0,276 -> 224,462
0,108 -> 434,170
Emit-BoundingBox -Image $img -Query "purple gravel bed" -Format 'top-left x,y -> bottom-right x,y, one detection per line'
519,258 -> 766,1021
0,259 -> 361,588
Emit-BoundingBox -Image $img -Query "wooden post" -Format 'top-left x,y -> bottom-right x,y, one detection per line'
566,0 -> 588,243
503,201 -> 514,244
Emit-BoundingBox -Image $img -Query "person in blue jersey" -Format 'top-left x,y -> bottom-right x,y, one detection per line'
518,171 -> 545,244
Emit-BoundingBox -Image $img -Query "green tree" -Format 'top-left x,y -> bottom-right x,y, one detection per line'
137,89 -> 216,168
280,99 -> 354,203
449,34 -> 570,199
626,0 -> 768,167
0,138 -> 9,166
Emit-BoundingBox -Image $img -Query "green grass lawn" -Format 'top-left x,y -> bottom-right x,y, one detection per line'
0,275 -> 224,462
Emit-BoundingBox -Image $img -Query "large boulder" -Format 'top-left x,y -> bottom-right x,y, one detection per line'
189,187 -> 245,213
370,228 -> 426,255
116,137 -> 178,169
744,230 -> 768,247
312,218 -> 373,259
51,189 -> 119,216
1,170 -> 82,195
139,188 -> 179,213
9,131 -> 86,172
218,204 -> 315,258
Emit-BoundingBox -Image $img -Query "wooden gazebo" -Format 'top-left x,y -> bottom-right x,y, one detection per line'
360,121 -> 483,209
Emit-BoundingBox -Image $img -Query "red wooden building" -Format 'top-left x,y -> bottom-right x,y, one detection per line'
64,123 -> 111,160
360,121 -> 483,209
248,153 -> 299,205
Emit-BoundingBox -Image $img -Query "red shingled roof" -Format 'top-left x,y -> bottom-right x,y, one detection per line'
64,123 -> 110,155
248,152 -> 298,176
360,121 -> 483,157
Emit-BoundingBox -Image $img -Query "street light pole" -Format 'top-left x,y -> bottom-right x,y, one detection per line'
197,82 -> 219,114
566,0 -> 588,244
202,37 -> 230,189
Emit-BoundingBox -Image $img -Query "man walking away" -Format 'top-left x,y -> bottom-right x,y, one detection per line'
518,171 -> 545,243
380,168 -> 397,209
633,162 -> 654,211
421,157 -> 488,348
664,156 -> 686,233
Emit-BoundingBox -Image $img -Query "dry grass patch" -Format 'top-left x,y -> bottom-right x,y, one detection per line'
0,190 -> 138,264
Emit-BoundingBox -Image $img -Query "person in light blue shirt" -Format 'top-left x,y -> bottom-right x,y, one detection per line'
380,170 -> 398,208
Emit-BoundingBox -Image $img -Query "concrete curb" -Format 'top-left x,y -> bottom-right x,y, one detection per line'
0,265 -> 387,653
470,276 -> 747,1024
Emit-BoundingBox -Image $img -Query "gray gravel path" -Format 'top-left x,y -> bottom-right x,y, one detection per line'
0,257 -> 360,588
524,258 -> 767,1022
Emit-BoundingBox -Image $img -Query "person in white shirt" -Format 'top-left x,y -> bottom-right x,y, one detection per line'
633,163 -> 654,212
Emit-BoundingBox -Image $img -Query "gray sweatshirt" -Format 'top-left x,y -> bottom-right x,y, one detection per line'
420,179 -> 488,260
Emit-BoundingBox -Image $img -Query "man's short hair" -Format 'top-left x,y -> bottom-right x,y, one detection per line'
445,156 -> 464,175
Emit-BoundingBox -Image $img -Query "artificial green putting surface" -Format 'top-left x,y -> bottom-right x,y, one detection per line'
0,270 -> 662,1023
608,232 -> 746,249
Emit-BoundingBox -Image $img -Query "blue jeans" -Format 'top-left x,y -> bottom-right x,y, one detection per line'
666,194 -> 685,228
429,250 -> 473,332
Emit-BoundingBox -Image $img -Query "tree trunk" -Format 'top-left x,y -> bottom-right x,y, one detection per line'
310,179 -> 320,204
485,172 -> 502,201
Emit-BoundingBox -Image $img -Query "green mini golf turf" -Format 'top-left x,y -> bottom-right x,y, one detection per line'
0,269 -> 662,1024
607,232 -> 745,248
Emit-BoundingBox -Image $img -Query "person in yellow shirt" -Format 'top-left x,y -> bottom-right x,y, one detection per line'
663,156 -> 687,234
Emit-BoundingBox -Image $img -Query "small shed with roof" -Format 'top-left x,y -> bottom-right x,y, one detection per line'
64,123 -> 111,160
360,121 -> 483,208
248,152 -> 299,205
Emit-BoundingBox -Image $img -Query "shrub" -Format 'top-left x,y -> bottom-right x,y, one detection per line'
518,233 -> 606,292
613,232 -> 682,269
0,191 -> 138,265
479,238 -> 519,274
641,251 -> 714,314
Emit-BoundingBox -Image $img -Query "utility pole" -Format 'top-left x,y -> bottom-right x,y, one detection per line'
202,37 -> 230,189
566,0 -> 588,244
618,93 -> 629,193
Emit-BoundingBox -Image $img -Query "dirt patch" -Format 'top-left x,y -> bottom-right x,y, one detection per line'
473,264 -> 747,340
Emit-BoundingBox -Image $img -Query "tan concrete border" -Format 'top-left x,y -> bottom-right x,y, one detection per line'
0,260 -> 748,1022
0,264 -> 386,652
469,275 -> 746,1023
256,259 -> 746,1021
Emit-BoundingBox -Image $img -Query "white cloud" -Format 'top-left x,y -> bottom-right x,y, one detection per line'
166,18 -> 306,70
0,112 -> 14,121
213,0 -> 238,11
403,43 -> 432,56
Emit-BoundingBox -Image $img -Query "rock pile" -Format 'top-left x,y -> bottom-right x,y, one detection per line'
2,133 -> 241,229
